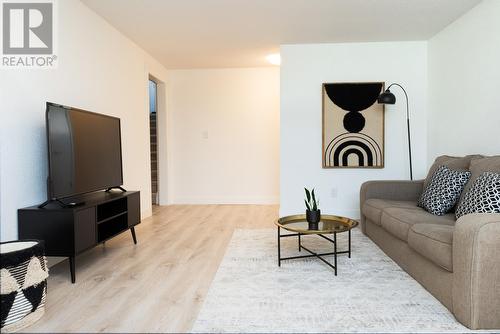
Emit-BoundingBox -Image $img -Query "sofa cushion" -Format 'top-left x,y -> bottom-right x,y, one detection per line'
424,155 -> 482,189
457,156 -> 500,207
418,165 -> 471,215
456,172 -> 500,219
408,223 -> 454,272
381,207 -> 455,241
362,199 -> 418,226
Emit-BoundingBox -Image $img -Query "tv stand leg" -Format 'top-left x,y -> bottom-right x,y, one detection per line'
130,227 -> 137,244
69,256 -> 76,283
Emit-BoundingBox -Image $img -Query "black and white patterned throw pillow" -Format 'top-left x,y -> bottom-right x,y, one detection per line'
456,172 -> 500,219
418,165 -> 471,216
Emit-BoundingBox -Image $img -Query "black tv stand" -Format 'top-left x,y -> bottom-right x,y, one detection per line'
105,186 -> 127,192
19,190 -> 141,283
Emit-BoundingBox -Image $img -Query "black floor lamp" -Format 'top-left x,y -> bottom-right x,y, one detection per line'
377,83 -> 413,180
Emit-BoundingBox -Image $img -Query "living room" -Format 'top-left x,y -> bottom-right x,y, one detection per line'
0,0 -> 499,333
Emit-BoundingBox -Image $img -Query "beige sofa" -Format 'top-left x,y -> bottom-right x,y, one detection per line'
360,156 -> 500,329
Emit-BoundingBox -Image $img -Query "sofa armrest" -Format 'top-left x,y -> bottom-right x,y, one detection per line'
359,180 -> 424,233
452,213 -> 500,329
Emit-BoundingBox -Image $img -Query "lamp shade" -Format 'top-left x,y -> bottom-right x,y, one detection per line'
377,89 -> 396,104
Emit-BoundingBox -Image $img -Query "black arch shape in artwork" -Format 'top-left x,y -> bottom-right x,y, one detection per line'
325,133 -> 380,167
341,148 -> 365,166
328,137 -> 372,166
324,83 -> 383,112
355,132 -> 382,163
333,140 -> 373,166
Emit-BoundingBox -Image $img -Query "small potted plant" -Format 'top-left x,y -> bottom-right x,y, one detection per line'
304,188 -> 320,224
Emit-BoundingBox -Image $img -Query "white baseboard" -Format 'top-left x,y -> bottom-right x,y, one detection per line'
141,208 -> 153,219
172,196 -> 279,205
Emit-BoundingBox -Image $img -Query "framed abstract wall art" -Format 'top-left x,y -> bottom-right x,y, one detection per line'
322,82 -> 385,168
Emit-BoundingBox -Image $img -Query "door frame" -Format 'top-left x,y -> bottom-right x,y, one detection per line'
148,74 -> 168,205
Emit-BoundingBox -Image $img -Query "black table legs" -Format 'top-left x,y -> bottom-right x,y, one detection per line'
130,226 -> 137,244
348,229 -> 351,258
277,228 -> 352,276
333,232 -> 337,275
277,226 -> 281,267
69,256 -> 75,283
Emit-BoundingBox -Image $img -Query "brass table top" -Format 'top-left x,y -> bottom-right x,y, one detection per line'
275,214 -> 358,234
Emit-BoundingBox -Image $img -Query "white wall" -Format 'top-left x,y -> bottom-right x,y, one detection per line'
166,68 -> 280,204
0,0 -> 168,241
280,42 -> 428,218
427,0 -> 500,160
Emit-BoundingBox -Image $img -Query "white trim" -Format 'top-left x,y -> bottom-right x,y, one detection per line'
172,197 -> 279,205
141,208 -> 153,219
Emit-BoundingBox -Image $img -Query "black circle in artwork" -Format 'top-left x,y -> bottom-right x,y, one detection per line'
343,111 -> 366,133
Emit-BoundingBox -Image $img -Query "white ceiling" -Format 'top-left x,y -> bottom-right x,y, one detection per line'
82,0 -> 481,69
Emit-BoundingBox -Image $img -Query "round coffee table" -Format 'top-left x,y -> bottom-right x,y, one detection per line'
275,214 -> 358,275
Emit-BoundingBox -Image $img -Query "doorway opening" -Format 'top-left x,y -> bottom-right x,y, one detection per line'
149,78 -> 158,205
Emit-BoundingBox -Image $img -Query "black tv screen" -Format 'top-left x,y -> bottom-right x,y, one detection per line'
46,103 -> 123,199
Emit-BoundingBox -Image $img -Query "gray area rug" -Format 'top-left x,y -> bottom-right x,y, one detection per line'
192,228 -> 485,333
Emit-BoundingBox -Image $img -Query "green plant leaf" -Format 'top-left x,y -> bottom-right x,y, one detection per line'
305,199 -> 311,211
305,188 -> 311,203
311,188 -> 316,205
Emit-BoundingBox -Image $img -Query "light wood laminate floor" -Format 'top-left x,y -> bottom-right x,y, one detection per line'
23,204 -> 278,333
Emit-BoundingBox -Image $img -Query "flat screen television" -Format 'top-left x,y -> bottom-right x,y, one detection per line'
45,102 -> 123,200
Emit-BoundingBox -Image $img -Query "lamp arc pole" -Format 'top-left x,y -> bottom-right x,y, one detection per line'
379,83 -> 413,180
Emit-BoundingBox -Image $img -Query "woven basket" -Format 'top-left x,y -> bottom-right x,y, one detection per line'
0,240 -> 48,333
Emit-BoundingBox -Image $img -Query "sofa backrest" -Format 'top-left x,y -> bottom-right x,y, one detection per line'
424,155 -> 483,189
457,156 -> 500,204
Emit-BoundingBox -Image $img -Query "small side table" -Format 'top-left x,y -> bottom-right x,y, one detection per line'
275,214 -> 358,275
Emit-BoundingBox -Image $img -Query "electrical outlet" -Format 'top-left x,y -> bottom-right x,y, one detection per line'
202,130 -> 209,139
331,187 -> 338,198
